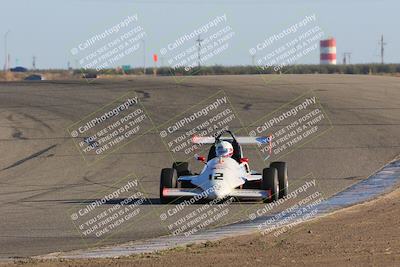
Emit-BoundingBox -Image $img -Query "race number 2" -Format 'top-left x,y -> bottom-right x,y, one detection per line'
209,173 -> 223,180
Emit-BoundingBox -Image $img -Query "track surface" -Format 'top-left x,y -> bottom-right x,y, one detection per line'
0,74 -> 399,258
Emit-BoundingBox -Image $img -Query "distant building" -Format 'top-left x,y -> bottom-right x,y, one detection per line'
10,66 -> 28,72
24,74 -> 43,81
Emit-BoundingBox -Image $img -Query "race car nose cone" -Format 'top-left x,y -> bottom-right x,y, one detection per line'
207,186 -> 228,199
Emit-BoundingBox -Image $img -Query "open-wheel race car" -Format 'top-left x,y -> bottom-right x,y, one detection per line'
160,130 -> 288,204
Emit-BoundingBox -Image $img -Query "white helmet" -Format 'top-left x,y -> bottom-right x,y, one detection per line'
215,141 -> 234,158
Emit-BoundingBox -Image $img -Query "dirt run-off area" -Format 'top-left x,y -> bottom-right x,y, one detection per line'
2,185 -> 399,267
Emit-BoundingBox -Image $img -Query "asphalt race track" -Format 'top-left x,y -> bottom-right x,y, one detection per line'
0,74 -> 399,259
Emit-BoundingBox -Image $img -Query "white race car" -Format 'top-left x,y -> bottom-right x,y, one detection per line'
160,130 -> 288,204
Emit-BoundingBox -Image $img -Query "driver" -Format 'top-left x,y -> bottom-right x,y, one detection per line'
215,141 -> 234,158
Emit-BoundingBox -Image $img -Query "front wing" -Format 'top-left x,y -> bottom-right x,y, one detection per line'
162,187 -> 270,200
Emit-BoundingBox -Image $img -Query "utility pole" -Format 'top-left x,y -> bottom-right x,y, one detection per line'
160,56 -> 164,68
342,52 -> 351,65
379,35 -> 386,64
142,39 -> 146,74
196,35 -> 203,68
32,56 -> 36,70
251,54 -> 256,66
4,30 -> 10,71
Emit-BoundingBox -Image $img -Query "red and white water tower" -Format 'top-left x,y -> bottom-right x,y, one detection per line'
320,38 -> 336,65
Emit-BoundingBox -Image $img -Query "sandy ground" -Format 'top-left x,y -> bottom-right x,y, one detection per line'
2,185 -> 399,267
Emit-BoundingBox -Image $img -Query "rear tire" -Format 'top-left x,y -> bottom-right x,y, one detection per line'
172,162 -> 191,176
262,167 -> 279,203
160,168 -> 178,204
270,161 -> 288,198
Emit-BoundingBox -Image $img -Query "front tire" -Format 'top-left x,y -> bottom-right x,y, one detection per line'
262,167 -> 279,203
160,168 -> 178,204
270,162 -> 288,199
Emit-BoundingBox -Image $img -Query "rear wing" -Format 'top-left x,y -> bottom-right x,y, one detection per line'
192,135 -> 272,145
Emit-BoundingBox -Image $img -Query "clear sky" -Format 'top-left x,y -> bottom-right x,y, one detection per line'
0,0 -> 398,69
